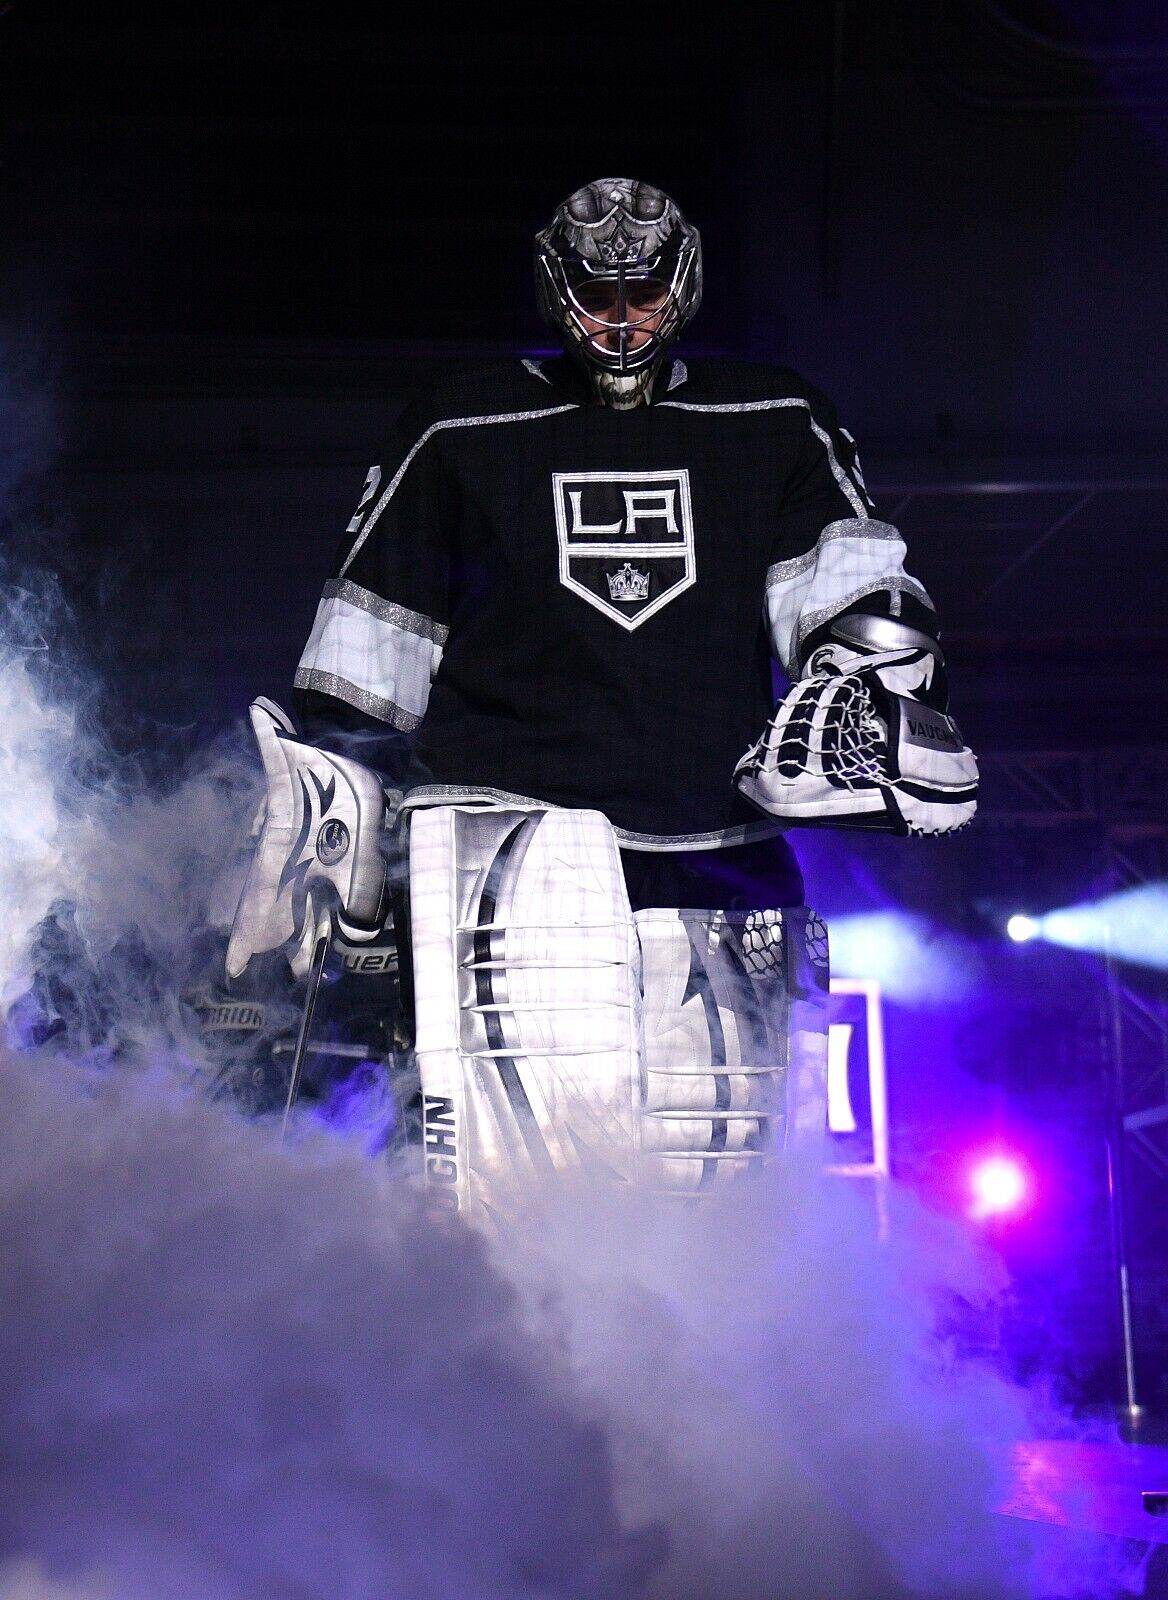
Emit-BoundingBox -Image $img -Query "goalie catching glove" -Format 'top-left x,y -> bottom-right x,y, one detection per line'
226,698 -> 391,980
734,614 -> 978,836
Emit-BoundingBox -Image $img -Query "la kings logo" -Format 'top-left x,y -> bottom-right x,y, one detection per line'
552,469 -> 696,631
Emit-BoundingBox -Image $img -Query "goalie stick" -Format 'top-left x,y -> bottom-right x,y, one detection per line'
280,929 -> 330,1143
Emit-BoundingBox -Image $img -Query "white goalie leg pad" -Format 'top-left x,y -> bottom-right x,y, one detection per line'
635,906 -> 831,1192
409,804 -> 641,1224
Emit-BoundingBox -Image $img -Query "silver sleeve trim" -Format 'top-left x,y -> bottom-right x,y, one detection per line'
292,667 -> 423,733
321,578 -> 449,645
401,784 -> 786,852
820,516 -> 899,544
765,549 -> 818,586
765,520 -> 901,588
339,401 -> 578,578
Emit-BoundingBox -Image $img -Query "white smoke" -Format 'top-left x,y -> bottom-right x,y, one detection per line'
0,567 -> 1150,1599
0,646 -> 72,1011
0,1561 -> 112,1600
0,563 -> 261,1059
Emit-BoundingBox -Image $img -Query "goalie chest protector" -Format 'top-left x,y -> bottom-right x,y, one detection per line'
299,356 -> 874,849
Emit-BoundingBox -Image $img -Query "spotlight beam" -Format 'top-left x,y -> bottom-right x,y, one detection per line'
1008,883 -> 1168,971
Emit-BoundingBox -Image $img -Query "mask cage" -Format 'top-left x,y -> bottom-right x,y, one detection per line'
536,230 -> 701,375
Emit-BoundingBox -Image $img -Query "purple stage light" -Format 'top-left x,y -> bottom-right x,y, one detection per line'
969,1153 -> 1031,1220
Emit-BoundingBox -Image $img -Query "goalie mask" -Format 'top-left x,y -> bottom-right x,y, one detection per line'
534,178 -> 702,410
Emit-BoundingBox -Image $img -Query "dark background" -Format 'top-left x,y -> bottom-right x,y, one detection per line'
2,0 -> 1166,745
2,1 -> 1167,1412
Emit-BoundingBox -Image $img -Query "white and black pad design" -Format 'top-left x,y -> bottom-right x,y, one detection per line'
636,906 -> 830,1192
735,653 -> 978,837
409,804 -> 642,1223
226,699 -> 388,981
552,469 -> 696,630
408,803 -> 830,1222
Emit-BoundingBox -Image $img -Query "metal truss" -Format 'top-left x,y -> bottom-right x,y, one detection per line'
980,744 -> 1168,1419
978,749 -> 1168,829
977,747 -> 1168,1174
1109,828 -> 1168,1181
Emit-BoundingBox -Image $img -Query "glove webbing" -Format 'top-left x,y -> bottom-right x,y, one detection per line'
767,673 -> 887,790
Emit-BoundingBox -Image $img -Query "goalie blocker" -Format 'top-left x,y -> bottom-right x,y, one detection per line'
735,614 -> 978,836
226,699 -> 391,981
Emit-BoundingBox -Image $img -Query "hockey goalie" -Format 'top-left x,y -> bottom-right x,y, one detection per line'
227,178 -> 977,1223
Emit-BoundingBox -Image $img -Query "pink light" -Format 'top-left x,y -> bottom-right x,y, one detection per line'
969,1154 -> 1031,1220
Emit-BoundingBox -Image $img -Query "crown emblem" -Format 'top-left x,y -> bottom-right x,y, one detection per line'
600,224 -> 639,262
607,562 -> 650,602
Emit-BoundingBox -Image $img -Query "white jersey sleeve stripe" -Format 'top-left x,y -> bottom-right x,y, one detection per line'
764,518 -> 934,674
339,403 -> 578,578
293,591 -> 444,729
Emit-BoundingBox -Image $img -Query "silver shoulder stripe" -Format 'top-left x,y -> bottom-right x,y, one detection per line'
658,396 -> 868,520
657,397 -> 809,415
339,402 -> 578,577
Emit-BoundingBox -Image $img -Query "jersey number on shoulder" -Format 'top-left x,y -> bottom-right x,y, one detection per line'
346,466 -> 383,534
552,469 -> 696,632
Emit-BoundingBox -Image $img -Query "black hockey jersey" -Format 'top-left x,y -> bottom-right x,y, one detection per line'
294,356 -> 935,849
